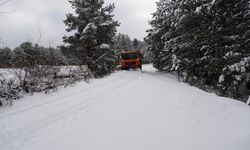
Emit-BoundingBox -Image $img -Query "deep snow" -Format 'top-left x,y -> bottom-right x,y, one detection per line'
0,65 -> 250,150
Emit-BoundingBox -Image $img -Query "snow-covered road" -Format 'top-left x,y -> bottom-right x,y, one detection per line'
1,65 -> 250,150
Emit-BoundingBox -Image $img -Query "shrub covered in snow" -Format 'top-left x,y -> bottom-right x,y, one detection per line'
218,57 -> 250,99
0,65 -> 93,106
0,73 -> 22,106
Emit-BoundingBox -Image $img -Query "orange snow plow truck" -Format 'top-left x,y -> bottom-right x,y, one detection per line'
120,50 -> 143,70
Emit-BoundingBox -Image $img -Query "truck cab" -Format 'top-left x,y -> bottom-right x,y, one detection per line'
120,50 -> 142,70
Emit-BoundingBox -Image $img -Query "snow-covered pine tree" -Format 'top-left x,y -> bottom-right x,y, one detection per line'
63,0 -> 119,77
171,0 -> 219,86
146,0 -> 174,70
146,0 -> 207,74
161,0 -> 202,82
215,0 -> 250,100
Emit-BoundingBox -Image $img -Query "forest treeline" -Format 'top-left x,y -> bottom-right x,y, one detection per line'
0,35 -> 149,69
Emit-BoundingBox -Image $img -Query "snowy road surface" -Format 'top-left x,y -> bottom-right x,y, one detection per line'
0,65 -> 250,150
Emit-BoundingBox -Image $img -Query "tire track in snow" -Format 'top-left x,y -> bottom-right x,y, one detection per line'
0,71 -> 141,150
0,71 -> 127,119
0,71 -> 136,134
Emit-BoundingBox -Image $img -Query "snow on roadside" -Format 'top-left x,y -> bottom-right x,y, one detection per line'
0,68 -> 24,81
0,64 -> 250,150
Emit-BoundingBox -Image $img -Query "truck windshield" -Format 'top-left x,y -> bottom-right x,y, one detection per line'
121,52 -> 138,60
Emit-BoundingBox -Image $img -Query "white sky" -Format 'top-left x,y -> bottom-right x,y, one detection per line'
0,0 -> 156,49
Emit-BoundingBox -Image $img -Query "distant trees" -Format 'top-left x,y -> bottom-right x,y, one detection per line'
114,33 -> 133,51
114,34 -> 148,52
0,47 -> 12,67
133,38 -> 139,49
0,42 -> 68,68
9,42 -> 66,68
63,0 -> 119,77
146,0 -> 250,101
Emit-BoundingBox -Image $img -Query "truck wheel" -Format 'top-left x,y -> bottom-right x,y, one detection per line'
139,65 -> 142,73
122,67 -> 127,70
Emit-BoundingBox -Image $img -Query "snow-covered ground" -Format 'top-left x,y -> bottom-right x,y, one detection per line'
0,64 -> 250,150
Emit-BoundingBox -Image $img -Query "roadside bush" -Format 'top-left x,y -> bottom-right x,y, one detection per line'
0,74 -> 22,106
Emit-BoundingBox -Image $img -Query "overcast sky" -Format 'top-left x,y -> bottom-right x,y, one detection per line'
0,0 -> 156,49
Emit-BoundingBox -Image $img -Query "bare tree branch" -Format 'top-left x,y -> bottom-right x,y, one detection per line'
93,52 -> 108,64
36,19 -> 48,45
36,21 -> 42,44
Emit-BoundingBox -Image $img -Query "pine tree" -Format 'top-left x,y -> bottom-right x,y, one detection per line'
214,0 -> 250,100
133,38 -> 139,49
145,0 -> 167,70
63,0 -> 119,77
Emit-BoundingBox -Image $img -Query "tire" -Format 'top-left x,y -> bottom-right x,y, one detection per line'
122,67 -> 128,70
139,65 -> 142,73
